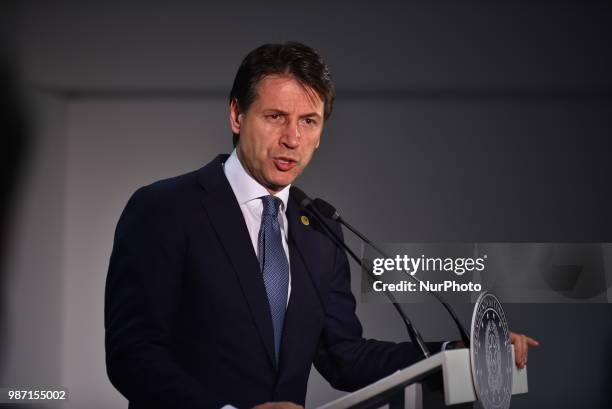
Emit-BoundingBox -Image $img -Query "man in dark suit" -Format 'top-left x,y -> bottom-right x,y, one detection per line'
105,42 -> 537,409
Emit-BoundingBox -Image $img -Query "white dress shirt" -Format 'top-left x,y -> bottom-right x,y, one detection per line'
222,148 -> 292,304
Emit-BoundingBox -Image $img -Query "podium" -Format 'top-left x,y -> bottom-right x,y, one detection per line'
317,347 -> 528,409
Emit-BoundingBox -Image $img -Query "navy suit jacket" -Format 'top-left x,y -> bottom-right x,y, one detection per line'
105,154 -> 434,408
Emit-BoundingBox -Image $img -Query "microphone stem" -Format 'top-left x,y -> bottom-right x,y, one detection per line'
336,216 -> 471,348
304,205 -> 431,358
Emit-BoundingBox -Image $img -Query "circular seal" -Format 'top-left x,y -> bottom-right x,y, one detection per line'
470,292 -> 512,409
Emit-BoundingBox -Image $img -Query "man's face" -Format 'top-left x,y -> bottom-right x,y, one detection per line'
230,74 -> 324,193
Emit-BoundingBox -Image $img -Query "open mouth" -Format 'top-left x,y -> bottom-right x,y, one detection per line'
273,157 -> 298,171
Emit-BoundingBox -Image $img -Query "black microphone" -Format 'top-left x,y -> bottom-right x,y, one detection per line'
312,197 -> 471,348
290,186 -> 431,358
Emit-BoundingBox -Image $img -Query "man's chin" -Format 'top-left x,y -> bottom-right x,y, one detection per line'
266,175 -> 297,193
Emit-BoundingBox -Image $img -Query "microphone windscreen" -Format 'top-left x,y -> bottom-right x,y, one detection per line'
290,186 -> 312,207
312,198 -> 338,219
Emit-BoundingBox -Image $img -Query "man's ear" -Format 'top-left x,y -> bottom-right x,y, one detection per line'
229,99 -> 242,135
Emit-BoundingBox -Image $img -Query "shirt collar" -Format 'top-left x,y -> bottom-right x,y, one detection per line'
223,149 -> 290,213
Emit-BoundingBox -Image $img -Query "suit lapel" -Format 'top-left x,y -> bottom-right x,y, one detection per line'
197,155 -> 276,368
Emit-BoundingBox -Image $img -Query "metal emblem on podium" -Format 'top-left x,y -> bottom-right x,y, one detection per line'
470,292 -> 512,409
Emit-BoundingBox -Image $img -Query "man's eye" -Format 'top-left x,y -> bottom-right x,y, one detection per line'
303,118 -> 317,126
266,114 -> 282,121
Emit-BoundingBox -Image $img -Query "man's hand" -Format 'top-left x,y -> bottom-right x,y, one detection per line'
252,402 -> 304,409
509,331 -> 539,369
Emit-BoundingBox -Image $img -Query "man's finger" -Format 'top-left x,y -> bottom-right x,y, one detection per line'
510,332 -> 524,368
526,336 -> 540,347
516,335 -> 525,368
521,334 -> 528,367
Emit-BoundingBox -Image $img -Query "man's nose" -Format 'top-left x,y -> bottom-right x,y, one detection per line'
281,120 -> 300,148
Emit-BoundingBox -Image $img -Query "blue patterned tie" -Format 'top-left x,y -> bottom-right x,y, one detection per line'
258,196 -> 289,363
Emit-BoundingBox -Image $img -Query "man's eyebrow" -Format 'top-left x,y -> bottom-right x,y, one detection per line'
263,109 -> 288,114
262,109 -> 322,119
299,112 -> 322,119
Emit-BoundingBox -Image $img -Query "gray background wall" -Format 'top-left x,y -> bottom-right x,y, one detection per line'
1,1 -> 611,408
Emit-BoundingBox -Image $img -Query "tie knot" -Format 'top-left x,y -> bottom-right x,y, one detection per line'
261,195 -> 282,217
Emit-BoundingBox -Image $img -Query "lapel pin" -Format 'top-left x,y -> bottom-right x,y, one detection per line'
300,215 -> 310,226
